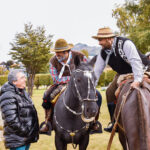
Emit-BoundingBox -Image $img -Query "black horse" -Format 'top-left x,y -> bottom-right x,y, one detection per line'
53,56 -> 99,150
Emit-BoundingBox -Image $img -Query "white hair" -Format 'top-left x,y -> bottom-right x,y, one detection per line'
8,69 -> 24,83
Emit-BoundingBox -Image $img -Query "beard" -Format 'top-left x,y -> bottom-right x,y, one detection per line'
102,43 -> 112,50
56,55 -> 67,62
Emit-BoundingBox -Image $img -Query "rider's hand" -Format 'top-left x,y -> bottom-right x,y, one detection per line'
130,81 -> 140,88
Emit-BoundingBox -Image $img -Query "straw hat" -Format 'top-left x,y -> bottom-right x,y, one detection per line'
51,39 -> 73,52
146,52 -> 150,57
92,27 -> 116,40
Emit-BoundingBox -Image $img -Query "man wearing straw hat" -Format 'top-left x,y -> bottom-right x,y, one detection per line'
40,39 -> 102,135
92,27 -> 149,132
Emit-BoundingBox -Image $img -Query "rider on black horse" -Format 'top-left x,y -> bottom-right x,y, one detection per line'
39,39 -> 102,135
92,27 -> 150,132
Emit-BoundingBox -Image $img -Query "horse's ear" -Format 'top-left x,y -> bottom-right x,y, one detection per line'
89,55 -> 97,67
74,55 -> 81,68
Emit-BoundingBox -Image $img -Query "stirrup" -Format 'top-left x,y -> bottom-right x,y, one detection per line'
104,122 -> 114,133
90,121 -> 102,134
39,121 -> 52,136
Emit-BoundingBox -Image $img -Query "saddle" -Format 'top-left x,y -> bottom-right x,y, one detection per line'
42,84 -> 66,109
40,85 -> 66,135
51,86 -> 66,104
115,72 -> 150,98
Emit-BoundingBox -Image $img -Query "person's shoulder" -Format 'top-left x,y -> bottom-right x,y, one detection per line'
124,39 -> 135,48
50,55 -> 57,63
0,82 -> 15,96
0,90 -> 17,106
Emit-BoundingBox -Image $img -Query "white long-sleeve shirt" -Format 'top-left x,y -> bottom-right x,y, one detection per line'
94,39 -> 144,86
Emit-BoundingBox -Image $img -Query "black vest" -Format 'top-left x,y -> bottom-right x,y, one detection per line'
101,37 -> 148,74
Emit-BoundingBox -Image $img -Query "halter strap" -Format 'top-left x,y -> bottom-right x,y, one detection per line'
73,69 -> 98,102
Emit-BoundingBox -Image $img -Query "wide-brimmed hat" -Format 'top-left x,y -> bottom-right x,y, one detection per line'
92,27 -> 116,40
146,52 -> 150,57
51,39 -> 73,52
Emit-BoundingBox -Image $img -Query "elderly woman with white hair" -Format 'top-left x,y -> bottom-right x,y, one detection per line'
0,69 -> 39,150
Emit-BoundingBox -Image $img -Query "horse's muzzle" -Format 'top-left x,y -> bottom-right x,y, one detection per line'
81,102 -> 98,123
81,114 -> 95,123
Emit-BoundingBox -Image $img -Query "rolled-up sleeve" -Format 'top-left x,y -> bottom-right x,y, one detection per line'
94,50 -> 105,86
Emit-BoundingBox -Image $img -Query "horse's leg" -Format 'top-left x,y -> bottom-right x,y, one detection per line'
79,134 -> 89,150
55,134 -> 67,150
118,130 -> 128,150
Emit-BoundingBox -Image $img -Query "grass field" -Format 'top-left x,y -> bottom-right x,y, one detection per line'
0,88 -> 122,150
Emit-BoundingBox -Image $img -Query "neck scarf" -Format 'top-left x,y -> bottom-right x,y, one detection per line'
58,51 -> 72,79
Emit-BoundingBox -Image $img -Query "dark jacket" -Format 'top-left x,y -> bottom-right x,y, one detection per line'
0,82 -> 39,149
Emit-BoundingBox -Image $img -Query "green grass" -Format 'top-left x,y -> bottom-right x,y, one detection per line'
0,89 -> 122,150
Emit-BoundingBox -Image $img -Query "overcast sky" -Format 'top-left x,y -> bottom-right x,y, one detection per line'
0,0 -> 125,62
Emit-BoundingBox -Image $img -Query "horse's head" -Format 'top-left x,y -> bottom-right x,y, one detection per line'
69,55 -> 98,123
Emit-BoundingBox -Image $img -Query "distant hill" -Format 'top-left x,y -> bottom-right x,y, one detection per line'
72,43 -> 101,56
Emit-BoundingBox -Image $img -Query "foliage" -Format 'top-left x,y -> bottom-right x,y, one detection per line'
80,49 -> 89,58
112,0 -> 150,53
97,69 -> 117,86
0,60 -> 14,71
98,72 -> 105,86
0,67 -> 9,75
6,60 -> 14,67
9,23 -> 53,95
104,70 -> 117,85
34,74 -> 53,89
0,75 -> 8,86
39,53 -> 54,73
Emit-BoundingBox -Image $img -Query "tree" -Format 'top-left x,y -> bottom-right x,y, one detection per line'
39,53 -> 54,73
10,23 -> 53,96
0,66 -> 9,75
6,60 -> 14,70
81,49 -> 89,58
112,0 -> 150,53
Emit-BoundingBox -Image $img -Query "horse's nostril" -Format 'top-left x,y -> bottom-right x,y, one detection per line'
86,108 -> 97,117
92,109 -> 96,115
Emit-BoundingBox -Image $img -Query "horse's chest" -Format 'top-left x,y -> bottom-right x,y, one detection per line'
60,130 -> 88,143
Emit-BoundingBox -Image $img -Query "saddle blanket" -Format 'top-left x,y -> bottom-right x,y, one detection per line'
115,72 -> 150,98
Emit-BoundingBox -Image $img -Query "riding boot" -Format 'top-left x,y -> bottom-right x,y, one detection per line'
39,108 -> 52,135
104,102 -> 116,133
90,107 -> 102,134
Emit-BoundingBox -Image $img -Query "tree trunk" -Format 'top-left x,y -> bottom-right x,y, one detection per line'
27,73 -> 35,96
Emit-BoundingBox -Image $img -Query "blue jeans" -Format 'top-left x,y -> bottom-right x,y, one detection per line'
10,144 -> 30,150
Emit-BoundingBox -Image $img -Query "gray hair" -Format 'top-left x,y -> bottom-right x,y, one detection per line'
8,69 -> 24,83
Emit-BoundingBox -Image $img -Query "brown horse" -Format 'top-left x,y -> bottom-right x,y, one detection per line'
115,79 -> 150,150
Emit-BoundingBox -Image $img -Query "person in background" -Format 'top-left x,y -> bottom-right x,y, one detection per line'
40,39 -> 102,135
0,69 -> 39,150
146,52 -> 150,60
146,52 -> 150,71
92,27 -> 149,132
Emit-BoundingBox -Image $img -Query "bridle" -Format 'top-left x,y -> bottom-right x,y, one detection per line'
54,68 -> 98,148
63,69 -> 98,116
